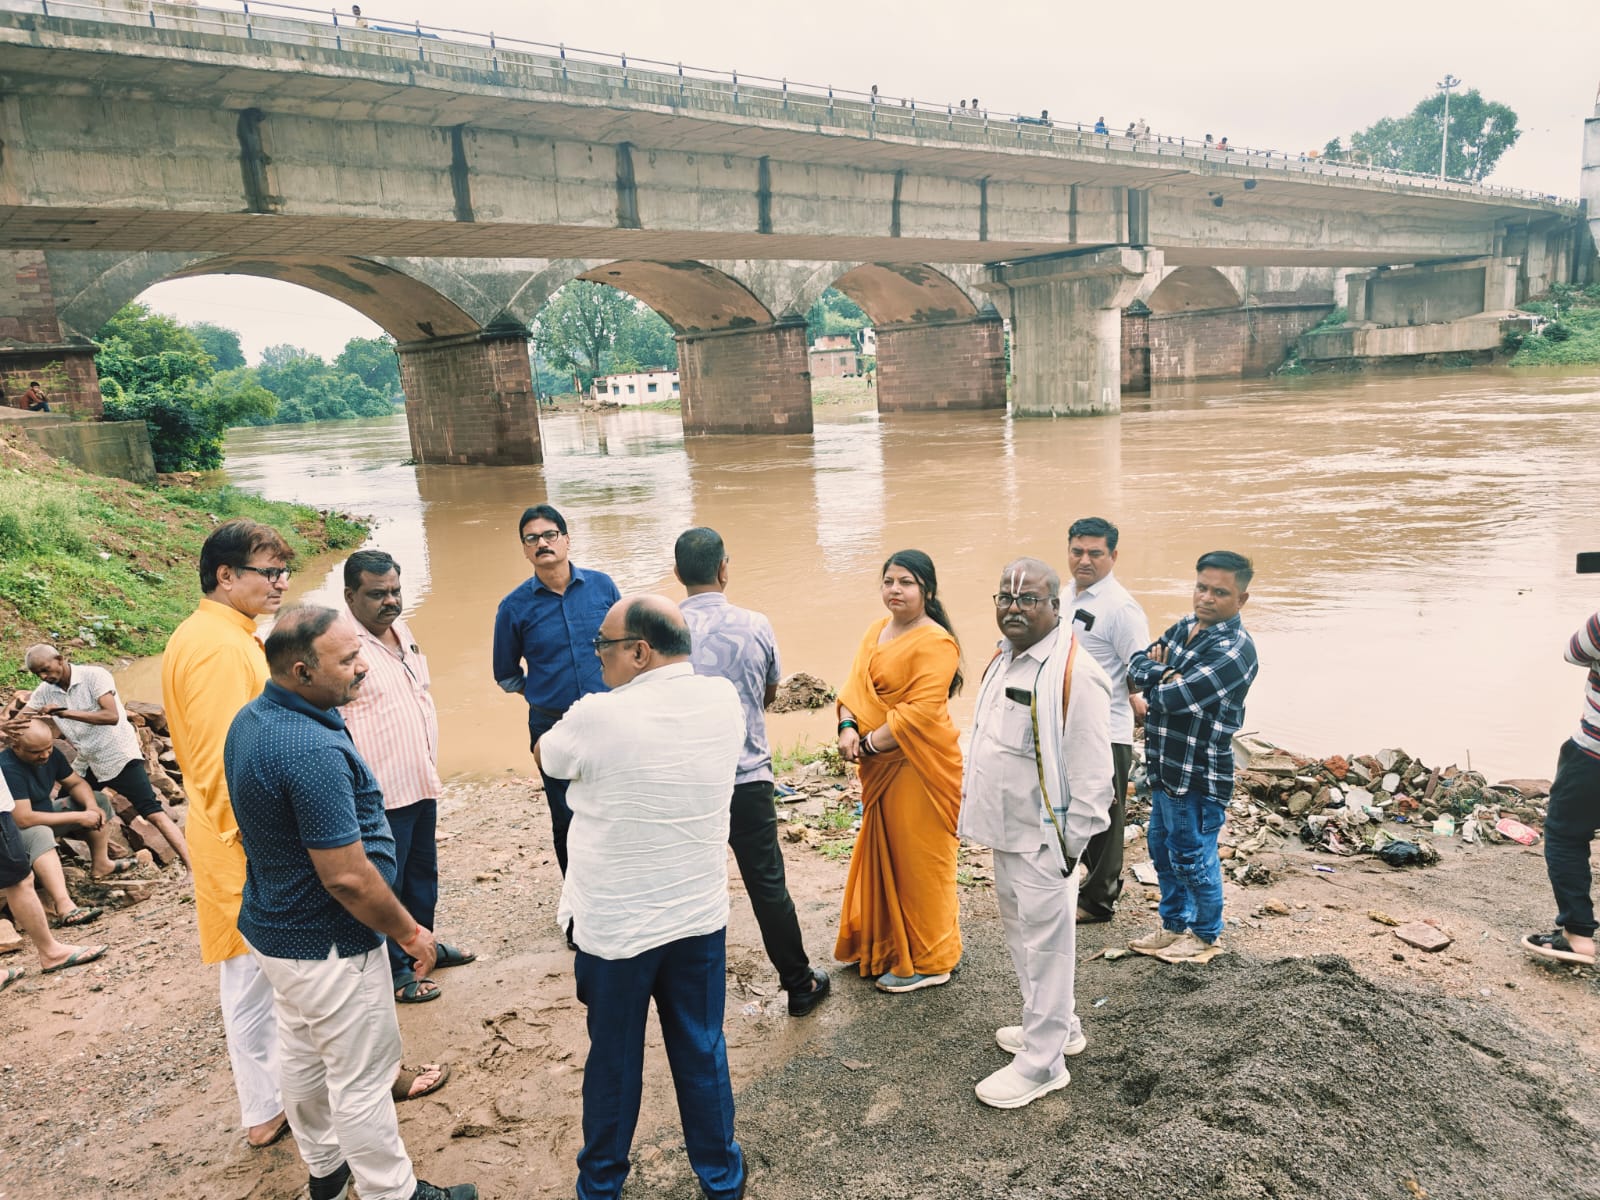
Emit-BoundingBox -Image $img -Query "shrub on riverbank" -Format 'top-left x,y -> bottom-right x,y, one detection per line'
1512,285 -> 1600,366
0,432 -> 365,690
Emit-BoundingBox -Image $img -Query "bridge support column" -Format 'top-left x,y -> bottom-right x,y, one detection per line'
678,319 -> 812,436
397,326 -> 542,466
987,248 -> 1161,416
875,315 -> 1007,412
0,251 -> 103,416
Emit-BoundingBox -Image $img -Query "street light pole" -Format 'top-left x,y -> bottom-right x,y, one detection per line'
1436,73 -> 1461,180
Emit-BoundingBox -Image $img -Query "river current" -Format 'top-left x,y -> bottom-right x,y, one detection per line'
116,369 -> 1600,782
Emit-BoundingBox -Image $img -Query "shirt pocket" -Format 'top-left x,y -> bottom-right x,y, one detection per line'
997,702 -> 1035,755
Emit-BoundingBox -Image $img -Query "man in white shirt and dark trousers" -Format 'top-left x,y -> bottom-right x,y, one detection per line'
960,558 -> 1115,1110
536,594 -> 748,1200
1062,518 -> 1150,923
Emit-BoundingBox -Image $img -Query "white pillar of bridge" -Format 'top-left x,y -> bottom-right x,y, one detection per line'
986,248 -> 1161,416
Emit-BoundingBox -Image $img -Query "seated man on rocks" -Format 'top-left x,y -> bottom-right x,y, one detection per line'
24,644 -> 192,872
0,720 -> 135,881
1,780 -> 108,989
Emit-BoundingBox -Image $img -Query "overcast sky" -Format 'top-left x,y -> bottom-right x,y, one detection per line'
142,0 -> 1600,361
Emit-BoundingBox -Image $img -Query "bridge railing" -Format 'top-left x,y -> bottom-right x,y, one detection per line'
9,0 -> 1578,209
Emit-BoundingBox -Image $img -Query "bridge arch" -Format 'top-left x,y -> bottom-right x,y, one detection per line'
1144,266 -> 1242,314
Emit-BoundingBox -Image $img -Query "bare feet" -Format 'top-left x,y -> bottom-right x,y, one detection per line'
246,1112 -> 289,1148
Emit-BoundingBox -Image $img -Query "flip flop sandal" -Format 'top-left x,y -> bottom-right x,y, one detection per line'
42,945 -> 108,974
91,858 -> 136,880
394,975 -> 442,1004
392,1062 -> 451,1103
1521,930 -> 1597,966
57,906 -> 104,928
246,1117 -> 292,1149
0,967 -> 23,993
433,942 -> 477,970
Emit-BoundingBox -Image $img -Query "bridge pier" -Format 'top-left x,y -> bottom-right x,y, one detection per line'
0,251 -> 104,416
677,319 -> 813,436
397,326 -> 543,466
988,248 -> 1161,417
875,314 -> 1007,413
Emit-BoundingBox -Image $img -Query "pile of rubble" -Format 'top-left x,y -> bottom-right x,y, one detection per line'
1222,737 -> 1549,869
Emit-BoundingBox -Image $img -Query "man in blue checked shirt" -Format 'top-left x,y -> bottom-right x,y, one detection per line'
492,504 -> 620,879
1126,551 -> 1259,964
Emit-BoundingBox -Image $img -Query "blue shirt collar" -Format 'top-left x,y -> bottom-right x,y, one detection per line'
532,563 -> 596,596
262,680 -> 349,732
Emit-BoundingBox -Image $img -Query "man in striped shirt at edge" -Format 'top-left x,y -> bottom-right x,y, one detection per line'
1521,608 -> 1600,967
341,550 -> 476,1011
1126,551 -> 1259,965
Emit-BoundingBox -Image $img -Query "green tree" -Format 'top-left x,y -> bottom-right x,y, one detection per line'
806,288 -> 869,343
190,322 -> 246,371
1331,89 -> 1519,182
531,282 -> 640,390
608,307 -> 678,373
255,344 -> 329,402
334,335 -> 402,395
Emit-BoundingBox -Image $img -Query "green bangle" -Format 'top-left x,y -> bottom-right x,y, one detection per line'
837,719 -> 858,733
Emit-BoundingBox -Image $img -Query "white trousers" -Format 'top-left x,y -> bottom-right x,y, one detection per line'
217,952 -> 283,1127
251,944 -> 416,1200
993,846 -> 1081,1084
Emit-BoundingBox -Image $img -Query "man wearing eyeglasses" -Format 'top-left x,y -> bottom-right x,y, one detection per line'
959,558 -> 1114,1110
1062,517 -> 1151,924
162,519 -> 295,1149
492,504 -> 621,878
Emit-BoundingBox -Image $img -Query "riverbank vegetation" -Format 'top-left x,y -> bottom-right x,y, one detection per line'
0,430 -> 365,690
1511,283 -> 1600,366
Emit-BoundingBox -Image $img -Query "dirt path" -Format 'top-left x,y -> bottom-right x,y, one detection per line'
2,778 -> 1597,1200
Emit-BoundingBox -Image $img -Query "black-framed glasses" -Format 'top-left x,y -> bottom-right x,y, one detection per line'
239,564 -> 292,583
993,592 -> 1049,611
521,529 -> 565,545
592,634 -> 641,653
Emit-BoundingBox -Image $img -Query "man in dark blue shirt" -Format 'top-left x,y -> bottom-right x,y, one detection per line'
226,606 -> 475,1200
491,504 -> 620,876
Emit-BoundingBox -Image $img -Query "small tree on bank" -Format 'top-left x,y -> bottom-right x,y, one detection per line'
1323,89 -> 1520,182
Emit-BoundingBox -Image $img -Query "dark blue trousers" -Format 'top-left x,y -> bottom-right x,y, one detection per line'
530,714 -> 573,875
1544,739 -> 1600,938
573,928 -> 743,1200
385,798 -> 439,979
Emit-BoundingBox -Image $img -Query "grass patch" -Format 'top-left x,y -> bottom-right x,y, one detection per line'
772,737 -> 846,776
1510,296 -> 1600,366
817,839 -> 854,862
0,433 -> 367,690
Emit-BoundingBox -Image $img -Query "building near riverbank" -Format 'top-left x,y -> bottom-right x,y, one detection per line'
592,369 -> 679,405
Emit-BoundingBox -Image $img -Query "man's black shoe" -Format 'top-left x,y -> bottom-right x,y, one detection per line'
309,1163 -> 352,1200
787,967 -> 832,1017
411,1182 -> 478,1200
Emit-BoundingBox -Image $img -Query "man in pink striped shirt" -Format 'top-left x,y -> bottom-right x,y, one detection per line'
342,551 -> 476,1003
1522,608 -> 1600,968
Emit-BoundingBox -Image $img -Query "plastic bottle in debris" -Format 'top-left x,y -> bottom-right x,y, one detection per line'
1432,814 -> 1455,837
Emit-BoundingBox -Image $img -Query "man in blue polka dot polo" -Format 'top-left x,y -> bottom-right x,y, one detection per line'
226,606 -> 475,1200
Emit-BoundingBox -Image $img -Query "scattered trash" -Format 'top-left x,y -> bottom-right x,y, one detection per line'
1368,910 -> 1401,927
739,1001 -> 763,1016
1102,948 -> 1130,961
1314,865 -> 1335,874
1493,817 -> 1540,846
1431,814 -> 1455,837
1377,841 -> 1438,868
1131,862 -> 1160,886
1092,997 -> 1109,1007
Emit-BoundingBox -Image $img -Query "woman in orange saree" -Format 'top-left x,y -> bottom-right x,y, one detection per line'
834,550 -> 965,992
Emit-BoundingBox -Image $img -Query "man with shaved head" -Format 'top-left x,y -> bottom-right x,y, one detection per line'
535,593 -> 748,1200
959,557 -> 1115,1110
24,643 -> 192,873
0,718 -> 130,881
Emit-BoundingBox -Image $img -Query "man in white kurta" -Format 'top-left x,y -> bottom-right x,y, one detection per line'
960,558 -> 1115,1109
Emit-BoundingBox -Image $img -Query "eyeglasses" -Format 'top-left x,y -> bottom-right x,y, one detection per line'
592,634 -> 641,653
993,592 -> 1051,611
239,565 -> 292,583
521,529 -> 565,545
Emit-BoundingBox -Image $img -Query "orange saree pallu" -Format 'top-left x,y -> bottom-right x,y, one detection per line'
834,619 -> 964,978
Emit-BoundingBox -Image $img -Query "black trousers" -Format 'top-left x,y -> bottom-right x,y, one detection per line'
1544,738 -> 1600,938
728,780 -> 811,992
1078,742 -> 1133,920
530,713 -> 573,876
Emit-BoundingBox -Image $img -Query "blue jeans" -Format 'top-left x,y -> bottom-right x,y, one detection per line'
574,929 -> 743,1200
385,799 -> 439,980
1544,739 -> 1600,938
1147,785 -> 1227,943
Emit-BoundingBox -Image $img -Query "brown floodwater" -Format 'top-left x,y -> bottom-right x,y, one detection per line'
117,370 -> 1600,782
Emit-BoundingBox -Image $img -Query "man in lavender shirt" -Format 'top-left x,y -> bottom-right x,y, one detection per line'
675,528 -> 829,1018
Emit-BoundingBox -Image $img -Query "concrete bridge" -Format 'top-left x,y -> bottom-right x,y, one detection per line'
0,0 -> 1589,463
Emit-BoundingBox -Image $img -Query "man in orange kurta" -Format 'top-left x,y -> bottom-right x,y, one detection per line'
163,519 -> 293,1146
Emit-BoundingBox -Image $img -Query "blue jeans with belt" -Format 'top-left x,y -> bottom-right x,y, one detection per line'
573,928 -> 744,1200
1147,784 -> 1228,942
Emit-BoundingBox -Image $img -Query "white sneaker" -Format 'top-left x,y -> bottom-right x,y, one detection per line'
1153,931 -> 1224,963
995,1025 -> 1087,1057
974,1063 -> 1070,1109
1129,928 -> 1185,957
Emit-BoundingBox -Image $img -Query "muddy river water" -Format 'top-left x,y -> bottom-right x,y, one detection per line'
116,370 -> 1600,782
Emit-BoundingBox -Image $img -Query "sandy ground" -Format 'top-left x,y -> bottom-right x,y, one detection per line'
2,777 -> 1598,1200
